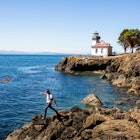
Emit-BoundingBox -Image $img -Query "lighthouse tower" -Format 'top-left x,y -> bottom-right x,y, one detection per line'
92,31 -> 100,46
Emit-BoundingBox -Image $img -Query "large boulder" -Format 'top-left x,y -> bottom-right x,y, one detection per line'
82,94 -> 103,107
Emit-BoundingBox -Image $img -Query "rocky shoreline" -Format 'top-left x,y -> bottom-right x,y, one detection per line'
6,94 -> 140,140
6,53 -> 140,140
55,52 -> 140,94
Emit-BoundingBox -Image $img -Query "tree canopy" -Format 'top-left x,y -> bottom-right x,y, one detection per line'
118,29 -> 140,53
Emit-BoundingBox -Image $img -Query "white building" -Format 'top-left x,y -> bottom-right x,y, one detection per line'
91,31 -> 112,56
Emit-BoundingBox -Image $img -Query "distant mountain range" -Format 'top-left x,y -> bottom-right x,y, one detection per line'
0,50 -> 66,55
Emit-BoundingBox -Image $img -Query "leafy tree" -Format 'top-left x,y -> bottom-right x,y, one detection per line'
118,29 -> 140,53
118,29 -> 129,53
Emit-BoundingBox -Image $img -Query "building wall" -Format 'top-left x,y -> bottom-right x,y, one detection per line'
91,47 -> 109,56
92,40 -> 96,46
108,47 -> 112,56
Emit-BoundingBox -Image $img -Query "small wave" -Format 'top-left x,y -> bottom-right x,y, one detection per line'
18,65 -> 54,74
18,65 -> 48,74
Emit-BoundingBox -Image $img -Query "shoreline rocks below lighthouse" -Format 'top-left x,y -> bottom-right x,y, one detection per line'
55,52 -> 140,94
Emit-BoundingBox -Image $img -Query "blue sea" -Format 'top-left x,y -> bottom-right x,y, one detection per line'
0,55 -> 139,140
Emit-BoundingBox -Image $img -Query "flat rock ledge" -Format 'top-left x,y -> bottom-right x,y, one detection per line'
55,52 -> 140,94
6,94 -> 140,140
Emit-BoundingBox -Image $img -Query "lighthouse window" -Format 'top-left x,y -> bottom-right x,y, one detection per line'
101,48 -> 103,53
95,49 -> 98,53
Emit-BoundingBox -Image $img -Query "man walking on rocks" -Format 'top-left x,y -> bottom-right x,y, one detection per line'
41,90 -> 58,119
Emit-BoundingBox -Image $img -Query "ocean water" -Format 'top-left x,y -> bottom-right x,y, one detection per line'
0,55 -> 139,140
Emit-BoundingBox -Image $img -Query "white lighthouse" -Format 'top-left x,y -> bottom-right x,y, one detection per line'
91,31 -> 112,56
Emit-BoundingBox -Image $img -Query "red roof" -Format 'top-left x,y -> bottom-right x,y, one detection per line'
93,41 -> 111,47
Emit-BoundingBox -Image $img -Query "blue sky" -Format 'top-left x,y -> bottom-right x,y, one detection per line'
0,0 -> 140,54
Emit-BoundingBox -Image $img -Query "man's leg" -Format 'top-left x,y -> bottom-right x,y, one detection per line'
49,104 -> 59,115
44,104 -> 50,119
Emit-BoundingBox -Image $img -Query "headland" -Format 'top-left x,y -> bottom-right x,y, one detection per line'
55,52 -> 140,94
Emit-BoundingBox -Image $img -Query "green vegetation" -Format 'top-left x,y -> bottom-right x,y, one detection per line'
118,29 -> 140,53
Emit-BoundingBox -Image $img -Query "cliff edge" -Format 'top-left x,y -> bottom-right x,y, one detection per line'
55,52 -> 140,94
